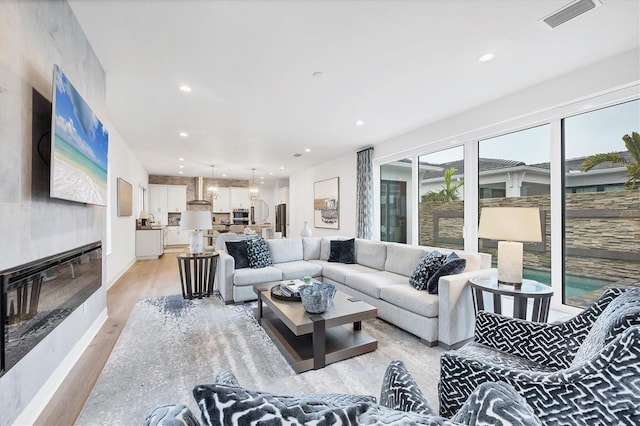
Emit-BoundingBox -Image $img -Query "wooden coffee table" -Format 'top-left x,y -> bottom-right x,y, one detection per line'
253,281 -> 378,373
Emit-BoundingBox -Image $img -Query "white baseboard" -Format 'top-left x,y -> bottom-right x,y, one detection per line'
11,308 -> 108,426
106,258 -> 136,289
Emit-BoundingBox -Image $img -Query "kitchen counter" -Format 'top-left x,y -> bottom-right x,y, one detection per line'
135,229 -> 164,259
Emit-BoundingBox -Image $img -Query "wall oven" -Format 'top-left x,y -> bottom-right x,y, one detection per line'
232,209 -> 249,225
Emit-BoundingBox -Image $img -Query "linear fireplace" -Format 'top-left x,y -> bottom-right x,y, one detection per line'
1,241 -> 102,375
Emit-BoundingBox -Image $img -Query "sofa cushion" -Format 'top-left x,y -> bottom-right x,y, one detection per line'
410,251 -> 446,291
267,237 -> 304,264
303,237 -> 322,260
345,272 -> 407,299
322,262 -> 374,284
329,238 -> 356,263
457,252 -> 482,272
274,260 -> 323,280
247,238 -> 272,268
193,383 -> 373,426
355,239 -> 387,271
233,266 -> 283,286
426,252 -> 466,294
384,244 -> 427,277
379,285 -> 439,318
225,240 -> 249,269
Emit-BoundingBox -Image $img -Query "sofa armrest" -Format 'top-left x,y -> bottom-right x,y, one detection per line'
438,268 -> 496,349
216,252 -> 236,303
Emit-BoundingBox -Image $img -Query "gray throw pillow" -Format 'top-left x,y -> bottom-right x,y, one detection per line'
409,251 -> 446,291
225,240 -> 249,269
426,252 -> 466,294
328,238 -> 356,264
193,384 -> 374,426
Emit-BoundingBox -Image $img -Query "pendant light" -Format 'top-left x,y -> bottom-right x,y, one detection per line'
248,168 -> 260,201
208,165 -> 219,200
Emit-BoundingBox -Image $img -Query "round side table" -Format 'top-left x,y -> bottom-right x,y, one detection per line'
469,276 -> 553,322
177,252 -> 219,299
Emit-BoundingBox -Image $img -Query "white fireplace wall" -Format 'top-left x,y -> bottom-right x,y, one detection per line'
0,1 -> 129,424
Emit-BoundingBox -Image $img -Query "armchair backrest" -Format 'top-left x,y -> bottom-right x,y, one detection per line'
570,288 -> 640,367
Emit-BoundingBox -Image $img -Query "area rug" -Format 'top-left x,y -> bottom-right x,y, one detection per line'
76,294 -> 445,425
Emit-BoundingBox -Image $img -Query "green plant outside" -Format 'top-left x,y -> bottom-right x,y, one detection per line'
581,131 -> 640,190
423,167 -> 464,202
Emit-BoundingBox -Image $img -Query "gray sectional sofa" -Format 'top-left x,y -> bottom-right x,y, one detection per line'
216,236 -> 493,348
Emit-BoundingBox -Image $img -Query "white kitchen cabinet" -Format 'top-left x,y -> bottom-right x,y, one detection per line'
149,184 -> 168,225
149,184 -> 187,224
166,227 -> 190,246
212,187 -> 231,212
230,187 -> 250,209
135,229 -> 164,259
167,185 -> 187,213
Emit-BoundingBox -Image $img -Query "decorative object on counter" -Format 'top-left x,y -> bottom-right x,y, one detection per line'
270,283 -> 302,301
303,275 -> 312,285
314,177 -> 339,229
139,210 -> 150,227
180,210 -> 212,254
248,168 -> 260,201
300,221 -> 312,237
299,282 -> 336,313
478,207 -> 542,287
207,165 -> 219,200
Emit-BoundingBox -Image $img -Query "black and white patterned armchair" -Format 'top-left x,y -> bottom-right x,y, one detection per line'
439,287 -> 640,425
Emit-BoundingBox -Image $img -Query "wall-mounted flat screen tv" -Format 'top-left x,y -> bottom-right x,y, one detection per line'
50,65 -> 108,206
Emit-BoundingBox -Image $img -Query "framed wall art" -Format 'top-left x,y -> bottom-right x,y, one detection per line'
314,177 -> 339,229
117,178 -> 133,216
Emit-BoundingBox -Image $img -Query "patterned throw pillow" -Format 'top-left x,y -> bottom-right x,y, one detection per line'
328,238 -> 356,264
247,238 -> 272,268
225,240 -> 249,269
193,384 -> 373,426
409,251 -> 446,291
426,252 -> 467,294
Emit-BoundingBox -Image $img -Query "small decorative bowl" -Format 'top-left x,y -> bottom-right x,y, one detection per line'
299,282 -> 336,314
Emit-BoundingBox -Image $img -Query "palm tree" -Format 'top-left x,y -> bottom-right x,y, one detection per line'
423,167 -> 464,201
581,131 -> 640,190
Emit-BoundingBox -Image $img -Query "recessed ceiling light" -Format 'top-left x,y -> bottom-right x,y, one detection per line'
478,53 -> 495,62
179,132 -> 188,138
312,71 -> 324,79
269,172 -> 274,175
305,148 -> 311,152
355,120 -> 365,127
178,157 -> 185,161
179,165 -> 184,168
178,171 -> 184,174
260,176 -> 264,180
279,166 -> 285,170
179,84 -> 192,92
222,173 -> 227,177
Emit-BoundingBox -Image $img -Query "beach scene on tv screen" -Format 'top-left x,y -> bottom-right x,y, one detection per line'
51,65 -> 108,206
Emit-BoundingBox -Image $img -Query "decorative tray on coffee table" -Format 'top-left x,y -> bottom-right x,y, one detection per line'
270,280 -> 304,301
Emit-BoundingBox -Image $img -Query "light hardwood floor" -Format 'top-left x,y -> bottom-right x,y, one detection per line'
34,252 -> 181,426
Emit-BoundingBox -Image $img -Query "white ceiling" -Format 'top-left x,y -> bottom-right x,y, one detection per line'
68,0 -> 640,182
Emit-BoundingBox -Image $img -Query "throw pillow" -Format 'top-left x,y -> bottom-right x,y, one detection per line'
144,404 -> 200,426
426,252 -> 467,294
328,238 -> 356,264
225,240 -> 249,269
193,383 -> 373,426
409,251 -> 446,291
247,238 -> 272,268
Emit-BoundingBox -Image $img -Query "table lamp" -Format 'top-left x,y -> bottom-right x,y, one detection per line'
180,210 -> 212,254
478,207 -> 542,287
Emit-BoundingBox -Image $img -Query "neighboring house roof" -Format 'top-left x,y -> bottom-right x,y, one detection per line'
420,151 -> 629,181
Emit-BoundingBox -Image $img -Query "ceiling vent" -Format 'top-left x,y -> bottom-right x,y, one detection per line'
540,0 -> 601,29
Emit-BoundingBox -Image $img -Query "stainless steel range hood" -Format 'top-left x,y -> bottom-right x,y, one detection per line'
188,176 -> 211,205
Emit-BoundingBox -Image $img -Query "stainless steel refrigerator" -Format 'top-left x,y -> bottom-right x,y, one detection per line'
275,203 -> 286,237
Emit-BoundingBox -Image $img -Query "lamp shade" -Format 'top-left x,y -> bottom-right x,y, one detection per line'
478,207 -> 542,243
180,210 -> 212,230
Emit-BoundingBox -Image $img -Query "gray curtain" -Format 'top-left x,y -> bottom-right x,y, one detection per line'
356,147 -> 374,239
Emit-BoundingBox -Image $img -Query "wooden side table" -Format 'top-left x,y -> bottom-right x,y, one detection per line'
469,276 -> 553,322
177,252 -> 219,299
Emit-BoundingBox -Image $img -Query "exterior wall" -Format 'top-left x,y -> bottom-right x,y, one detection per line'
419,192 -> 639,280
